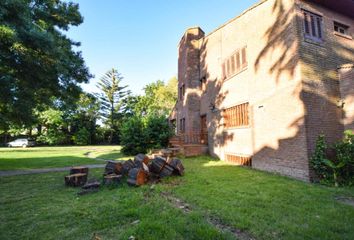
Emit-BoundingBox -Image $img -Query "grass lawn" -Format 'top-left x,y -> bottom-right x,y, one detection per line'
0,146 -> 123,170
1,147 -> 354,239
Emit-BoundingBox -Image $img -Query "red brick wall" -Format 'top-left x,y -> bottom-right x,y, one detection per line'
295,1 -> 354,179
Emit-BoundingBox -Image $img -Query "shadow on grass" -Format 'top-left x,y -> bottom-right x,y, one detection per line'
0,156 -> 103,170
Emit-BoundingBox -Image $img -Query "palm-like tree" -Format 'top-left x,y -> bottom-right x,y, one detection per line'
96,69 -> 130,143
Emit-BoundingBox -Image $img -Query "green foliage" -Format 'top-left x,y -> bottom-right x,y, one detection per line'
145,115 -> 173,149
72,127 -> 90,145
135,77 -> 177,117
95,69 -> 130,143
310,135 -> 330,182
120,115 -> 173,155
36,108 -> 67,145
37,128 -> 66,145
335,130 -> 354,185
120,117 -> 147,155
311,131 -> 354,186
0,0 -> 91,128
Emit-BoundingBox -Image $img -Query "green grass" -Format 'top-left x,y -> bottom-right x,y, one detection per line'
0,146 -> 121,170
1,147 -> 354,239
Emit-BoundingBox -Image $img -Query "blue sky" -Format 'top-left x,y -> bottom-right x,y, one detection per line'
67,0 -> 259,95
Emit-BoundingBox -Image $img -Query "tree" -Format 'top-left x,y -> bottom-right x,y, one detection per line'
0,0 -> 91,129
95,69 -> 130,144
136,77 -> 177,117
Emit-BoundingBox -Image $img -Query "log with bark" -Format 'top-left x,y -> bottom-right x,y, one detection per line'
169,158 -> 185,176
70,166 -> 89,175
149,156 -> 174,177
127,168 -> 148,186
122,159 -> 136,175
134,154 -> 150,166
104,161 -> 124,175
65,173 -> 87,187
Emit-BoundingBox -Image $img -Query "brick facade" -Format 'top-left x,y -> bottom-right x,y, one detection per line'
169,0 -> 354,181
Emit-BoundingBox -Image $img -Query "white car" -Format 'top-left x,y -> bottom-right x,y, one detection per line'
7,138 -> 35,148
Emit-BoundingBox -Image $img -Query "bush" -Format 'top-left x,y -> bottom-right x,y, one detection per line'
145,115 -> 173,150
311,131 -> 354,187
37,128 -> 66,145
72,127 -> 90,145
120,115 -> 173,155
310,135 -> 330,182
120,117 -> 147,155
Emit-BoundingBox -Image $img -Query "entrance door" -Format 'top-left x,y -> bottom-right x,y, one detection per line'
200,115 -> 208,144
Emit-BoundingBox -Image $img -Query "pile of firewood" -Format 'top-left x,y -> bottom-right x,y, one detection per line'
64,154 -> 184,192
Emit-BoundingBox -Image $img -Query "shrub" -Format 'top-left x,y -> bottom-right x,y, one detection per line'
37,128 -> 66,145
145,115 -> 173,150
120,117 -> 147,155
335,130 -> 354,185
120,115 -> 173,155
72,127 -> 90,145
310,135 -> 330,182
311,131 -> 354,187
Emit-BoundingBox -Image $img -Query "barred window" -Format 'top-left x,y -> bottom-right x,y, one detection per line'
223,102 -> 249,128
222,46 -> 247,80
303,10 -> 323,42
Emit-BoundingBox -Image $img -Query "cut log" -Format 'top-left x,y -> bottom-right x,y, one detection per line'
169,158 -> 185,176
104,161 -> 123,175
82,181 -> 101,189
127,168 -> 148,186
149,156 -> 167,174
122,159 -> 136,175
70,166 -> 89,175
149,156 -> 174,177
103,174 -> 123,185
134,153 -> 150,165
65,173 -> 87,187
159,164 -> 174,177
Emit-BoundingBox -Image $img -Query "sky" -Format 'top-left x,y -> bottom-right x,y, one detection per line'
67,0 -> 259,95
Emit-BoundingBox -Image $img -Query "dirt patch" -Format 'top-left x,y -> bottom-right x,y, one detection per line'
161,192 -> 255,240
161,191 -> 192,213
335,196 -> 354,207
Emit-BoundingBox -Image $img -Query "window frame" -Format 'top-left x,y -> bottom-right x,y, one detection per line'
333,21 -> 351,39
302,9 -> 323,43
223,102 -> 250,128
222,46 -> 248,81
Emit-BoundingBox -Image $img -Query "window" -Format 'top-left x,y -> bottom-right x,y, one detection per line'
334,21 -> 349,36
179,84 -> 185,100
303,10 -> 323,42
225,154 -> 252,166
222,46 -> 247,80
223,102 -> 249,128
200,76 -> 207,91
179,118 -> 185,133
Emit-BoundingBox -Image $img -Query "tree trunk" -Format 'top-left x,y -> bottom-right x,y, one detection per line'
64,173 -> 87,187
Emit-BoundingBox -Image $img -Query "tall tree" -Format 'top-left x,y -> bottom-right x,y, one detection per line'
136,77 -> 178,117
0,0 -> 91,129
96,69 -> 129,143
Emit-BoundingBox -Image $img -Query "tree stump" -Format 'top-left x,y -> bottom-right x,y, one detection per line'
127,168 -> 148,186
70,166 -> 89,175
64,173 -> 87,187
104,161 -> 123,175
104,174 -> 123,185
169,158 -> 185,176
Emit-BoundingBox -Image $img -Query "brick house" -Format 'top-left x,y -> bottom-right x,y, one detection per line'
169,0 -> 354,181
